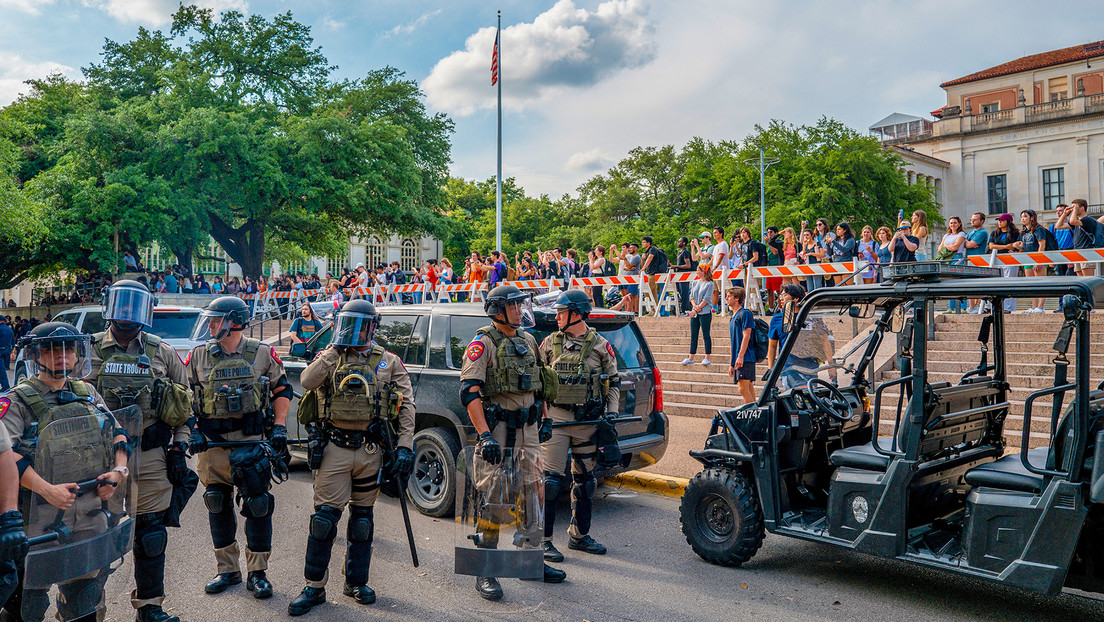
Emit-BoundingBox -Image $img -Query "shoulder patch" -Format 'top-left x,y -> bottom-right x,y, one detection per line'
606,342 -> 615,358
183,351 -> 191,366
466,341 -> 485,362
376,360 -> 388,370
270,346 -> 282,365
0,397 -> 8,419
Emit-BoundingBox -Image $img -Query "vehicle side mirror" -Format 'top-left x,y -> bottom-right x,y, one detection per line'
890,307 -> 906,333
289,343 -> 307,358
849,304 -> 874,319
782,301 -> 796,334
1091,430 -> 1104,503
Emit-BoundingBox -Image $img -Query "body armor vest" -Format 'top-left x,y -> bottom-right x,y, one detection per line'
200,338 -> 266,419
10,378 -> 112,475
93,332 -> 160,423
550,329 -> 607,406
324,346 -> 394,422
477,326 -> 544,398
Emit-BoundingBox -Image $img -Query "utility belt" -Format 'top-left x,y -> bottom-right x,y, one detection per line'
198,411 -> 265,437
484,402 -> 542,431
323,423 -> 381,450
552,398 -> 605,422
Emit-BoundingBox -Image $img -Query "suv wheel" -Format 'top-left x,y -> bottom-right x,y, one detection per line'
680,467 -> 764,567
14,364 -> 27,384
409,427 -> 461,517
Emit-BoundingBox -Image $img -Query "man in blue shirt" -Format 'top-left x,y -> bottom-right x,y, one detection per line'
163,271 -> 178,293
725,286 -> 757,404
0,316 -> 12,391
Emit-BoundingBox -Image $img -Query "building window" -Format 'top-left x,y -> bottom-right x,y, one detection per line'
987,174 -> 1007,215
1042,168 -> 1065,210
401,238 -> 419,272
195,238 -> 226,276
366,236 -> 386,269
327,251 -> 349,280
981,102 -> 999,113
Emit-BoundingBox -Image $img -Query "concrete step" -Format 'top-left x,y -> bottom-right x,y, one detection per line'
662,380 -> 743,396
924,360 -> 1104,376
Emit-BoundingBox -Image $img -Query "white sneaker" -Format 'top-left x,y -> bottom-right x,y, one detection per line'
681,358 -> 693,365
701,358 -> 712,366
966,306 -> 977,314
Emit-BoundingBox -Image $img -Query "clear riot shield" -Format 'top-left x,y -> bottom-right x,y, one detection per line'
455,445 -> 544,580
20,405 -> 141,622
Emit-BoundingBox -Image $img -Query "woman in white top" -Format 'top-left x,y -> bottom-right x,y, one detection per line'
912,210 -> 930,261
938,216 -> 967,313
682,264 -> 715,366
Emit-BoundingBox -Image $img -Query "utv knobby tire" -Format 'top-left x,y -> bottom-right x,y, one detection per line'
680,467 -> 765,567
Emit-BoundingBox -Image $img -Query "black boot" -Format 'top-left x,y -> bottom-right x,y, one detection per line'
542,541 -> 564,562
135,605 -> 179,622
568,535 -> 607,555
342,584 -> 376,605
475,577 -> 502,601
542,563 -> 566,584
287,587 -> 326,616
204,572 -> 242,594
246,571 -> 273,599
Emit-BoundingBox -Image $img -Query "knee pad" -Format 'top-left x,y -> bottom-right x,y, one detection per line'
545,471 -> 569,501
240,492 -> 274,519
572,471 -> 596,499
347,506 -> 374,543
309,506 -> 342,542
135,525 -> 168,558
203,484 -> 233,514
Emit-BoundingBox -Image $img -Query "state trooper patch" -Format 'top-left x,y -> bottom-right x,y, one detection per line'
270,346 -> 282,365
466,342 -> 485,362
184,351 -> 192,366
0,398 -> 8,419
606,342 -> 615,358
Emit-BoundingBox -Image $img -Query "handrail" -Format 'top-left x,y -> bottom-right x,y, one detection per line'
1020,382 -> 1078,478
871,374 -> 914,458
922,401 -> 1010,432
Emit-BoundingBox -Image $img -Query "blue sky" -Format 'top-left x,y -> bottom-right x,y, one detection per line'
3,1 -> 1104,197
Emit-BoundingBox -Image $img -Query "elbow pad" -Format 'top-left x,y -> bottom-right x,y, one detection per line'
459,380 -> 483,408
272,377 -> 294,402
114,440 -> 133,458
113,428 -> 132,444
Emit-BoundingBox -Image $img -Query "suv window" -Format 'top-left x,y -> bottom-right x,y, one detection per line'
405,316 -> 428,366
53,311 -> 79,326
376,315 -> 417,361
449,315 -> 490,369
81,311 -> 106,335
150,312 -> 201,339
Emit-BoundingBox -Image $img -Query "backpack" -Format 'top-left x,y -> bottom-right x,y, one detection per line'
741,309 -> 770,363
651,247 -> 669,273
1039,225 -> 1059,253
750,241 -> 768,267
506,264 -> 517,282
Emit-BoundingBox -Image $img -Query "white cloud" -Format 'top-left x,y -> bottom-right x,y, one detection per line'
0,0 -> 58,15
565,148 -> 614,173
386,9 -> 441,37
320,15 -> 345,32
0,53 -> 78,106
79,0 -> 248,26
423,0 -> 656,115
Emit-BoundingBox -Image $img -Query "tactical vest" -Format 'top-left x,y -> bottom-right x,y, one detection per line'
550,329 -> 607,406
324,346 -> 391,422
477,325 -> 544,398
10,378 -> 112,474
93,332 -> 160,421
200,338 -> 266,419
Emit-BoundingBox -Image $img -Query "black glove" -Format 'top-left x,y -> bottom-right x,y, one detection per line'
538,418 -> 553,444
392,446 -> 414,480
187,428 -> 207,456
761,370 -> 771,382
478,432 -> 501,465
0,511 -> 27,563
269,424 -> 287,454
166,445 -> 189,484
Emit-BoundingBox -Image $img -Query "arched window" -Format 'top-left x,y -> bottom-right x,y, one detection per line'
327,250 -> 349,280
401,238 -> 419,272
366,236 -> 386,269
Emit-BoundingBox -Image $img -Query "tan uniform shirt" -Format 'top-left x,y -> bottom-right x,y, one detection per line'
0,413 -> 12,454
459,327 -> 543,412
2,378 -> 113,444
539,328 -> 620,420
300,345 -> 416,449
88,330 -> 190,444
185,336 -> 287,414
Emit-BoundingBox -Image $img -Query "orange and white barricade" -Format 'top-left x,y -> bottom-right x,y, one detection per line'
749,261 -> 868,283
436,282 -> 487,303
966,249 -> 1104,269
501,279 -> 563,294
569,275 -> 652,316
385,283 -> 431,305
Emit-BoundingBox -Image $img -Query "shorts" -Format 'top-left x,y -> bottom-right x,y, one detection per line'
1075,262 -> 1093,272
621,284 -> 639,296
734,360 -> 756,382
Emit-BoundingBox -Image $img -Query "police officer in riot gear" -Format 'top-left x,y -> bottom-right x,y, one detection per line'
1,322 -> 130,622
87,280 -> 192,622
0,414 -> 27,606
185,296 -> 292,599
538,290 -> 619,562
459,284 -> 566,601
287,300 -> 416,616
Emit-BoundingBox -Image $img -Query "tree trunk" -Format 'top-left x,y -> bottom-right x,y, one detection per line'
209,216 -> 266,280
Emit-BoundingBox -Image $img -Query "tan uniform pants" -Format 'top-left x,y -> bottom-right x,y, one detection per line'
197,432 -> 270,574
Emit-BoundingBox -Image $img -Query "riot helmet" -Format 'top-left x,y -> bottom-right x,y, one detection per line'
191,295 -> 251,341
19,322 -> 93,381
103,279 -> 154,333
484,284 -> 534,329
552,289 -> 591,331
332,299 -> 380,348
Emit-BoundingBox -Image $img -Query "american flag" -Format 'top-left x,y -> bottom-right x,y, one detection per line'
491,27 -> 500,86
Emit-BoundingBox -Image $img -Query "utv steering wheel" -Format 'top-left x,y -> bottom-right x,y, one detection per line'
807,379 -> 854,423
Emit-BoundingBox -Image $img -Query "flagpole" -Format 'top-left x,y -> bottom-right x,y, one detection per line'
495,10 -> 503,253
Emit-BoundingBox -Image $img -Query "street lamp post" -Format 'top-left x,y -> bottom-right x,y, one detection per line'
745,143 -> 779,240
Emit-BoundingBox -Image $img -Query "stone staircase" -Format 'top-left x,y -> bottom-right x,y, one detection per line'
637,311 -> 1101,451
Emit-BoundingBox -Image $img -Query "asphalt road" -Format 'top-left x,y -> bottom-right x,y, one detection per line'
60,463 -> 1101,622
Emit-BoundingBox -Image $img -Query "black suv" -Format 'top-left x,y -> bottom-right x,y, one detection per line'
282,303 -> 669,517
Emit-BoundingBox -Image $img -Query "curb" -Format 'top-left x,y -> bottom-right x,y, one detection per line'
605,470 -> 688,498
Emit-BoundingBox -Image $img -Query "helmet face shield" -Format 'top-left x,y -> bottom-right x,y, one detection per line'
332,312 -> 378,347
192,311 -> 230,342
502,298 -> 535,329
103,285 -> 154,328
31,336 -> 92,381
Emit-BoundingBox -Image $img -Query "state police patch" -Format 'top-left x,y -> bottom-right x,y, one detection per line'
0,397 -> 8,419
466,342 -> 485,362
270,347 -> 283,365
606,342 -> 615,358
183,351 -> 192,366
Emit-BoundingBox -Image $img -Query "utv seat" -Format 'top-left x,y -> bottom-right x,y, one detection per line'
962,448 -> 1049,494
